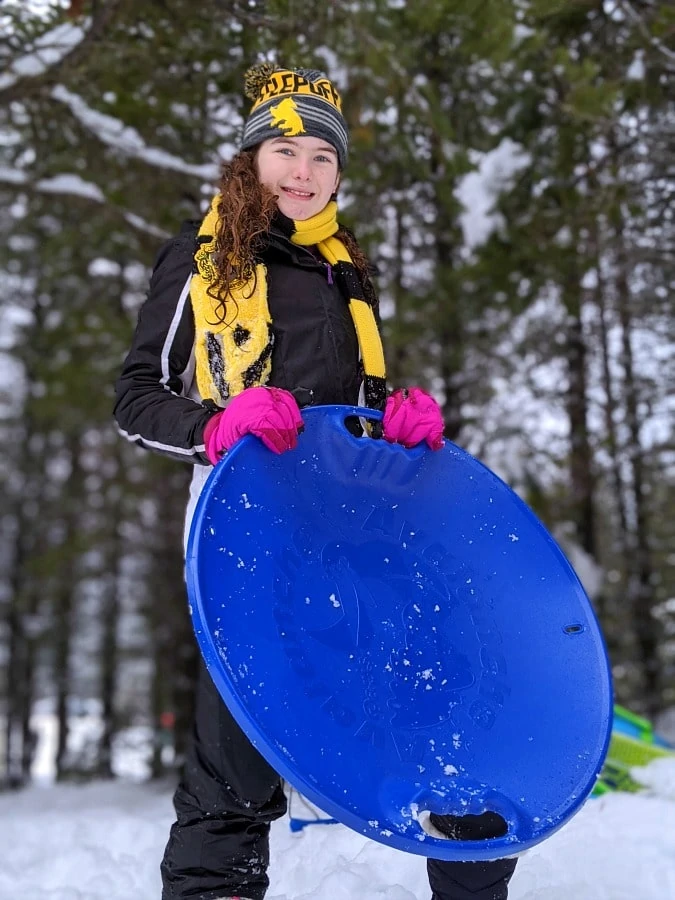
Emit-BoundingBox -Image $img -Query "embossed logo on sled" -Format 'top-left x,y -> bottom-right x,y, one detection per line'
272,503 -> 510,751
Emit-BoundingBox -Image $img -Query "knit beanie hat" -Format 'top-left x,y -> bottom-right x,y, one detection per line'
240,63 -> 349,169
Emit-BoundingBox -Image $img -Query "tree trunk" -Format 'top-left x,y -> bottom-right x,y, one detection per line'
97,450 -> 124,779
614,225 -> 660,713
594,269 -> 630,546
429,139 -> 463,442
586,213 -> 629,632
387,199 -> 407,388
2,415 -> 42,788
98,583 -> 119,779
147,462 -> 195,778
585,165 -> 630,572
54,437 -> 83,780
562,266 -> 597,559
149,640 -> 165,780
3,575 -> 24,789
19,627 -> 39,782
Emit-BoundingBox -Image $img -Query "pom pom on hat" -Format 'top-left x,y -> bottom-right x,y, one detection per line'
240,63 -> 349,168
244,62 -> 277,102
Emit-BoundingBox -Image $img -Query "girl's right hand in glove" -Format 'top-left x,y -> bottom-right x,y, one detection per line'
203,386 -> 303,465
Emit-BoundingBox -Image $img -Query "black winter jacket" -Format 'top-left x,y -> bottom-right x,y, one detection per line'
114,220 -> 367,465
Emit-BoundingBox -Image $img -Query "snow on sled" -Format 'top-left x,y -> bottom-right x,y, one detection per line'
186,404 -> 613,861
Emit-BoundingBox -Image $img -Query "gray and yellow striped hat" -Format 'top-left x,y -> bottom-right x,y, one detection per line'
241,64 -> 349,168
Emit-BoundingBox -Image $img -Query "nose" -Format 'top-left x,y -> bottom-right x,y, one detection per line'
292,155 -> 312,181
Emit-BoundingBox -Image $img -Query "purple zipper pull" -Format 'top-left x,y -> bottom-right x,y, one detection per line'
325,262 -> 333,285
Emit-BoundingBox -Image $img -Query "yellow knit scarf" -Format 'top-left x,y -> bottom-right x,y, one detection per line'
191,197 -> 387,410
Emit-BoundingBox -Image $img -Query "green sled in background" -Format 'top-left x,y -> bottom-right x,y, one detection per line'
593,704 -> 674,796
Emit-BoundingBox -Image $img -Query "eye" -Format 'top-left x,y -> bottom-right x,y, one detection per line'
315,154 -> 331,163
276,148 -> 294,156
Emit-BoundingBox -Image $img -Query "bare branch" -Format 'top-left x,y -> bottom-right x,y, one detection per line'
615,0 -> 675,67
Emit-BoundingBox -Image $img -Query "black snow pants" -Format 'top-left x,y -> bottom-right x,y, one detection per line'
161,662 -> 518,900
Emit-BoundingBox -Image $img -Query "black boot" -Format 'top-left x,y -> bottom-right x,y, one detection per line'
426,812 -> 518,900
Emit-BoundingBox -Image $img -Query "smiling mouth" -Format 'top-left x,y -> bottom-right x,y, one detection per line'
281,187 -> 314,199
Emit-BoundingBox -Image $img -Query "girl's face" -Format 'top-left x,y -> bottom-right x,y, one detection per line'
257,136 -> 340,220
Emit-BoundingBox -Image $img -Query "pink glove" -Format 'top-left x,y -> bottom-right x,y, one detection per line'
203,386 -> 303,464
382,387 -> 445,451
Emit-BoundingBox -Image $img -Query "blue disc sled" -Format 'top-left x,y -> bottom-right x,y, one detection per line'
186,405 -> 612,861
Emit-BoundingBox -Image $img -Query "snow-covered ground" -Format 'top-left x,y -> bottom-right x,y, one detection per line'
2,757 -> 674,900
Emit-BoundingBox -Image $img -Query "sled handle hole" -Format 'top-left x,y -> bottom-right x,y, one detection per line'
563,623 -> 585,635
343,414 -> 383,440
420,810 -> 509,841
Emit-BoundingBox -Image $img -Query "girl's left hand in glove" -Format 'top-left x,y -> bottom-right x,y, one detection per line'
382,387 -> 445,451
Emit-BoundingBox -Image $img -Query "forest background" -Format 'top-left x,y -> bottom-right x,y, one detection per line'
1,0 -> 673,787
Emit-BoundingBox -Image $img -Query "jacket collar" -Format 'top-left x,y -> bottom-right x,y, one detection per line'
263,214 -> 324,269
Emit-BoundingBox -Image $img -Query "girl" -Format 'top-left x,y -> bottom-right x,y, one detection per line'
114,63 -> 517,900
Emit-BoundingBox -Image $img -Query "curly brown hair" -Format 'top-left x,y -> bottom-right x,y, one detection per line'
208,149 -> 377,324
